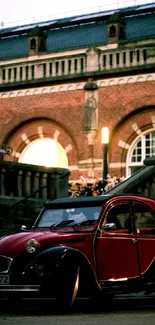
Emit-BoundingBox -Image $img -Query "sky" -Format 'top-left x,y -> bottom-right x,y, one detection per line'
0,0 -> 154,28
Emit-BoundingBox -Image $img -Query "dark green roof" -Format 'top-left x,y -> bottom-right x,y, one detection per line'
28,25 -> 47,38
107,12 -> 126,24
84,81 -> 98,90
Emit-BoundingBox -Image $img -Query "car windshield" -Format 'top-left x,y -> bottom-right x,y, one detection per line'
36,206 -> 102,228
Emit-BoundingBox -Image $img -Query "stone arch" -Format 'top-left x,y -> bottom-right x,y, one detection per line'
4,118 -> 79,169
41,88 -> 48,94
118,78 -> 125,84
1,93 -> 7,98
17,91 -> 23,96
128,95 -> 155,111
137,76 -> 144,82
146,75 -> 154,81
108,107 -> 155,178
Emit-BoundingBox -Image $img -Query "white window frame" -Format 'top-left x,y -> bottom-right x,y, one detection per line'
126,128 -> 155,178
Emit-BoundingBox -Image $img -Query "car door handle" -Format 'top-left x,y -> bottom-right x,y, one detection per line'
131,238 -> 137,244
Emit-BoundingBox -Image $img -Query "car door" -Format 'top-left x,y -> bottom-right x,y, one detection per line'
132,201 -> 155,280
95,200 -> 140,281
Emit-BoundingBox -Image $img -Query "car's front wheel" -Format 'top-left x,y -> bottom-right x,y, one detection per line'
56,265 -> 80,312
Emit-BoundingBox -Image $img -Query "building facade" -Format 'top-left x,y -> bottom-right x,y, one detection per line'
1,3 -> 155,184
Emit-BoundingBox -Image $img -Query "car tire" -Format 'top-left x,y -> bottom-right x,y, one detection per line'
56,265 -> 80,312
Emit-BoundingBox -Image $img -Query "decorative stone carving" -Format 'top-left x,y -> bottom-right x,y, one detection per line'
86,47 -> 100,72
147,47 -> 155,58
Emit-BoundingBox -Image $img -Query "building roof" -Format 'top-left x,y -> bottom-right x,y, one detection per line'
0,3 -> 155,60
107,12 -> 126,24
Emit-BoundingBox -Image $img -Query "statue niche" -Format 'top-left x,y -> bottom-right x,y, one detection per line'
84,91 -> 98,133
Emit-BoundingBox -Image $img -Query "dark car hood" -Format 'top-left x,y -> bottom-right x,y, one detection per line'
0,230 -> 91,259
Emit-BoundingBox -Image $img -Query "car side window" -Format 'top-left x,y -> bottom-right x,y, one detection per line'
105,204 -> 131,232
133,203 -> 155,234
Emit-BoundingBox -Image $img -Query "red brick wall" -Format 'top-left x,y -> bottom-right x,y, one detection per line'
1,80 -> 155,181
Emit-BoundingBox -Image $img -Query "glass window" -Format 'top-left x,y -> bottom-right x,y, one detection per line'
127,130 -> 155,177
109,25 -> 116,37
39,39 -> 45,51
37,206 -> 102,228
133,203 -> 155,234
30,39 -> 36,49
105,204 -> 131,232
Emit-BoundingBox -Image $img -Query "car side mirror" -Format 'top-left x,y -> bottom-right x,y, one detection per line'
103,222 -> 116,231
20,224 -> 28,232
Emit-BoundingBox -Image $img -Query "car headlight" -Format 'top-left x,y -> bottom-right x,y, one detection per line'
26,239 -> 39,254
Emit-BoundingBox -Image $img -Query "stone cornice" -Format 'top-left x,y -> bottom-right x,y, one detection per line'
1,72 -> 155,98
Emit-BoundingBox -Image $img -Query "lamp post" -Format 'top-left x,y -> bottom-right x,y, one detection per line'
101,127 -> 109,187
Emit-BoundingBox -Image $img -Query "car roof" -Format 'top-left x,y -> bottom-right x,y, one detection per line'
44,194 -> 111,208
43,194 -> 155,210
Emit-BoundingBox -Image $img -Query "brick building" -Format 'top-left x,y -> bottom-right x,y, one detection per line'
0,3 -> 155,184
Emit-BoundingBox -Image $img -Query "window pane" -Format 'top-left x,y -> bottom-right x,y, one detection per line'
128,131 -> 155,176
145,132 -> 155,157
131,140 -> 142,163
133,203 -> 155,234
105,204 -> 131,232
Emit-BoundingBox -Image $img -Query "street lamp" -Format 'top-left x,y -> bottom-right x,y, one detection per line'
101,127 -> 109,186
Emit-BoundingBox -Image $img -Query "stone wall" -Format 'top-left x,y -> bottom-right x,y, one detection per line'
0,161 -> 70,236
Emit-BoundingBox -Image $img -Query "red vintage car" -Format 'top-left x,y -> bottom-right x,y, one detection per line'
0,194 -> 155,311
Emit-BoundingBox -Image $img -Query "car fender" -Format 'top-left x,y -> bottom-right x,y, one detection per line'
35,245 -> 93,274
33,245 -> 101,296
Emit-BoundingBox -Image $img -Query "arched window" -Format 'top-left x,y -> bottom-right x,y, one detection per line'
39,38 -> 45,51
109,25 -> 116,37
127,130 -> 155,177
30,38 -> 36,49
120,26 -> 125,39
19,138 -> 68,168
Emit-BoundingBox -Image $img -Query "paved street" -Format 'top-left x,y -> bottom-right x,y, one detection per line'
0,294 -> 155,325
